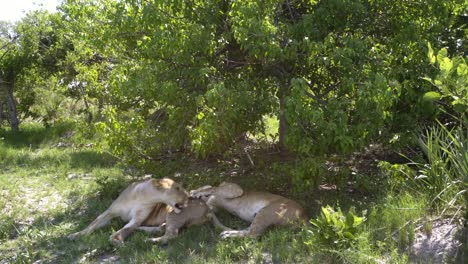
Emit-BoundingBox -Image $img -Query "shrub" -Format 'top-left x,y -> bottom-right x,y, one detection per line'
424,43 -> 467,117
306,206 -> 366,249
291,157 -> 327,192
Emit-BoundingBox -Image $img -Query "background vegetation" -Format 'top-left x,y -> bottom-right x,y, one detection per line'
1,0 -> 466,263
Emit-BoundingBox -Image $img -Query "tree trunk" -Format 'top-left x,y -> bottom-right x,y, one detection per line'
5,80 -> 19,131
0,101 -> 3,124
80,84 -> 93,125
278,78 -> 290,154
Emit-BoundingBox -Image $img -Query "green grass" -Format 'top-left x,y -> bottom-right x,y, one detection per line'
247,114 -> 279,143
0,122 -> 460,263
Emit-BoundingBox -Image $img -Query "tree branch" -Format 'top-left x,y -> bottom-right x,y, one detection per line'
303,89 -> 327,105
300,77 -> 341,105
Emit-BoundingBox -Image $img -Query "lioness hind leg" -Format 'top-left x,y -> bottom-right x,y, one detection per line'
109,209 -> 151,246
148,212 -> 187,244
148,228 -> 178,244
68,209 -> 114,240
137,225 -> 165,233
209,213 -> 233,231
220,204 -> 280,239
110,219 -> 144,246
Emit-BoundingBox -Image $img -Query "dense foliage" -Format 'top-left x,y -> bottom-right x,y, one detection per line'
0,0 -> 465,201
1,0 -> 465,160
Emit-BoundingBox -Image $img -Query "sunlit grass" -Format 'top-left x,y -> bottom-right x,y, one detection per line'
0,122 -> 458,263
247,114 -> 279,143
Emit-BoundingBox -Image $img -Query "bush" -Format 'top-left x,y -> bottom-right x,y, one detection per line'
424,43 -> 467,117
291,157 -> 327,192
306,206 -> 366,249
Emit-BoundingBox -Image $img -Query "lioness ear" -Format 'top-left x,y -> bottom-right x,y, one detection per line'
152,178 -> 174,189
221,183 -> 243,198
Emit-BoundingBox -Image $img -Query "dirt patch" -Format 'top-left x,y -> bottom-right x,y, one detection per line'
20,185 -> 68,215
410,218 -> 464,263
95,253 -> 120,264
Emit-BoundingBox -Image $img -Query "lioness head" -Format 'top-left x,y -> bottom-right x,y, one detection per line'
217,182 -> 243,198
190,182 -> 243,200
189,185 -> 213,201
152,178 -> 188,213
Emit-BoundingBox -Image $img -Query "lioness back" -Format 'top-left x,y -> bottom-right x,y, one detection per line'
227,191 -> 305,223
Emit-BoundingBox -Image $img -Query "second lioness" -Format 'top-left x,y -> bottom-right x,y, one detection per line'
68,178 -> 187,245
138,192 -> 232,244
190,182 -> 307,238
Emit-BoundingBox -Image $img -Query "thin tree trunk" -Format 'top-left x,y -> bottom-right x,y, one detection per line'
80,85 -> 93,125
0,101 -> 3,124
278,78 -> 290,154
5,80 -> 19,131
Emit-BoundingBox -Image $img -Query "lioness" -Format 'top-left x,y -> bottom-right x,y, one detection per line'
190,182 -> 307,238
137,194 -> 232,244
68,178 -> 188,245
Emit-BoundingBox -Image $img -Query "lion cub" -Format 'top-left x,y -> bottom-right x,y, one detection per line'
68,178 -> 188,245
137,186 -> 232,244
190,182 -> 307,238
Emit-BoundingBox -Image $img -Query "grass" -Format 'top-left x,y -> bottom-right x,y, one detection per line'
0,122 -> 463,263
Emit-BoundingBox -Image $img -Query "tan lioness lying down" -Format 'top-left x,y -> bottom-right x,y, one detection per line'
68,178 -> 188,245
190,182 -> 308,238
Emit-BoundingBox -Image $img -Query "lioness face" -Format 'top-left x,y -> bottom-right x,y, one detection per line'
153,178 -> 188,213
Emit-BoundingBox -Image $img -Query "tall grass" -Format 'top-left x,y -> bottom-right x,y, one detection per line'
416,120 -> 467,217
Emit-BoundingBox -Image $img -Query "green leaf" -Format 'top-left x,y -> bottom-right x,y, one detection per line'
452,100 -> 467,113
309,219 -> 319,228
440,57 -> 453,73
322,207 -> 332,223
421,76 -> 434,85
353,215 -> 364,227
423,92 -> 441,102
437,48 -> 448,63
343,231 -> 356,240
345,212 -> 354,227
197,112 -> 205,120
427,42 -> 436,64
457,63 -> 467,76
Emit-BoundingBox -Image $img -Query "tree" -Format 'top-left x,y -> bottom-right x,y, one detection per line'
0,21 -> 21,131
53,0 -> 466,165
1,10 -> 81,130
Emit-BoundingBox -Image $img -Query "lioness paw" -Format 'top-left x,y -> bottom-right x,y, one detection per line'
110,234 -> 125,246
147,237 -> 169,245
220,230 -> 248,239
